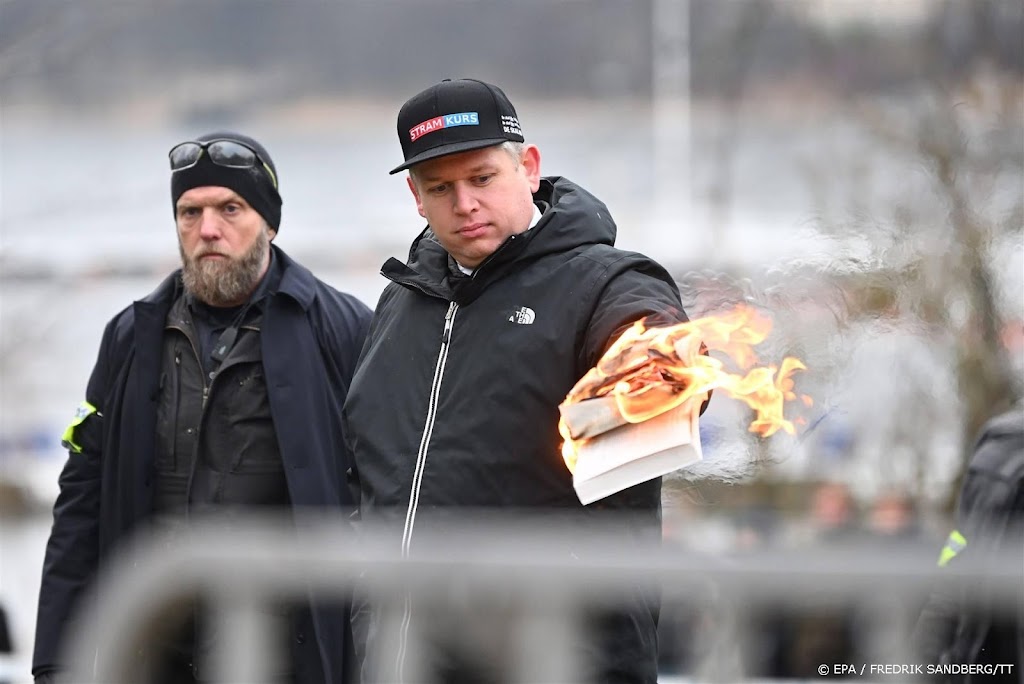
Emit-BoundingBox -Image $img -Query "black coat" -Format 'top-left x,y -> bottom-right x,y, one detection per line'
34,246 -> 372,683
914,405 -> 1024,681
344,177 -> 689,682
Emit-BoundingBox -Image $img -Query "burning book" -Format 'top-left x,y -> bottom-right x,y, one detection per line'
562,397 -> 702,505
559,305 -> 810,505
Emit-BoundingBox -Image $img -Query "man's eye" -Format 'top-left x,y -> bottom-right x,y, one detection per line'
223,203 -> 241,214
428,184 -> 448,195
474,174 -> 493,185
179,207 -> 200,219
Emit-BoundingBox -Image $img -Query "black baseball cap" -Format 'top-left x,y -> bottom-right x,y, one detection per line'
390,78 -> 525,175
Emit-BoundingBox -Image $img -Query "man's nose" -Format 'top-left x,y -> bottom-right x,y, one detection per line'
197,209 -> 223,239
451,184 -> 479,215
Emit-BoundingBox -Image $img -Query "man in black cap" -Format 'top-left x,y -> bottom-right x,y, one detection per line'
344,79 -> 705,682
33,131 -> 372,684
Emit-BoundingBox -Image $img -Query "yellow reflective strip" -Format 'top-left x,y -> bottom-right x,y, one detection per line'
61,401 -> 98,453
937,529 -> 967,567
262,162 -> 278,189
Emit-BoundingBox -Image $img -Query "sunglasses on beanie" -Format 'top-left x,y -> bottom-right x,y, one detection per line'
168,139 -> 278,189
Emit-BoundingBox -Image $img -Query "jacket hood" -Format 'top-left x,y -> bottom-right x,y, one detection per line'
382,176 -> 618,303
523,176 -> 618,256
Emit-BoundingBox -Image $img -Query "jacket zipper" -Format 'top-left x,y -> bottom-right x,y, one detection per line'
170,351 -> 182,469
400,300 -> 458,554
167,324 -> 211,513
396,300 -> 457,680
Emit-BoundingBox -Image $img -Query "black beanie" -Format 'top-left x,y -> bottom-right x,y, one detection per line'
170,131 -> 283,231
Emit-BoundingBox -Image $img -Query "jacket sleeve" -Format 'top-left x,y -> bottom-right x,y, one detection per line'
575,253 -> 688,516
580,251 -> 711,416
32,319 -> 116,676
312,288 -> 374,501
314,289 -> 374,395
580,252 -> 685,371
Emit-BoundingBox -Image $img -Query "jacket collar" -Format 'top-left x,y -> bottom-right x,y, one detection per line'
269,244 -> 317,311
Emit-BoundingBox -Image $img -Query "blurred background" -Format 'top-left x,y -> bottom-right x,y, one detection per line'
1,0 -> 1022,680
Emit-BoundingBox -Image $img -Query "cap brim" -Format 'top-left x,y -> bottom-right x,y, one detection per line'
389,138 -> 510,175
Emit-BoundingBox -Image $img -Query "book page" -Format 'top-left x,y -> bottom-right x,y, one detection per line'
573,401 -> 703,505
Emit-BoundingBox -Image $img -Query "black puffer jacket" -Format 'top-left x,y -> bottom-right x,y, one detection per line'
344,177 -> 689,682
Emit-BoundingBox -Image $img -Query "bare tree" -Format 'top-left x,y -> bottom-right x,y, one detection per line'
808,8 -> 1024,500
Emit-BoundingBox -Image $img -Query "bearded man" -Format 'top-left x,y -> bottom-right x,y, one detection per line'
33,131 -> 372,684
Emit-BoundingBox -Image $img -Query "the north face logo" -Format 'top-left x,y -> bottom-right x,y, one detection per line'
508,306 -> 535,325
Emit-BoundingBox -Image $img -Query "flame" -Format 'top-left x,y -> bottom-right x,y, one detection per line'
559,304 -> 811,473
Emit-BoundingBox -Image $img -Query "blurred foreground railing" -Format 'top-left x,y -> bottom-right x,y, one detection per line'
61,514 -> 1023,683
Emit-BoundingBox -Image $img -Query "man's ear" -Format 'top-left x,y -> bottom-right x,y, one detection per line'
407,175 -> 427,219
521,144 -> 542,193
268,227 -> 278,241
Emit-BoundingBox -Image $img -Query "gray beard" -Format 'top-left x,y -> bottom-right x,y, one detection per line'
180,229 -> 269,307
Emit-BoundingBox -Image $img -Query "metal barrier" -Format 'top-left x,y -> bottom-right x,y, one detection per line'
61,513 -> 1023,683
